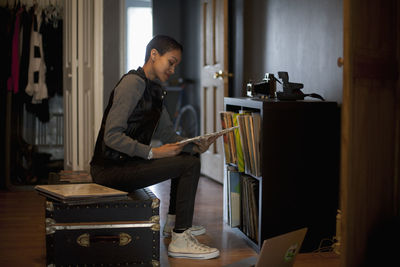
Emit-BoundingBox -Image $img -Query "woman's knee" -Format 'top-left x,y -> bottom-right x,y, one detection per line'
182,154 -> 201,172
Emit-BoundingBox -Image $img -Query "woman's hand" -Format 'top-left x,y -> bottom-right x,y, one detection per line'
193,134 -> 222,154
151,142 -> 185,159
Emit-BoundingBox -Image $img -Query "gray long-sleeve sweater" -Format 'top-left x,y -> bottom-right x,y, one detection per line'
103,73 -> 193,159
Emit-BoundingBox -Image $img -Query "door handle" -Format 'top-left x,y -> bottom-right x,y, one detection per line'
214,70 -> 233,79
77,233 -> 132,247
337,57 -> 344,68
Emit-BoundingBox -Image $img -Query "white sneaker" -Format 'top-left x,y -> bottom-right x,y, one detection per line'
163,214 -> 206,237
168,229 -> 220,259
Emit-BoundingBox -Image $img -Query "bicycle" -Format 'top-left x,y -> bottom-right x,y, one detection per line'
164,79 -> 198,139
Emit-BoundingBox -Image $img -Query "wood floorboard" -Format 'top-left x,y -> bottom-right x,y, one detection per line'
0,176 -> 339,267
149,177 -> 258,266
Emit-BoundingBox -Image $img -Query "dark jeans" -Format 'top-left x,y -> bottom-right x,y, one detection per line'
90,153 -> 201,230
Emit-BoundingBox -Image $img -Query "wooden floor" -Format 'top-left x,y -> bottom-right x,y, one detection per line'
0,176 -> 339,266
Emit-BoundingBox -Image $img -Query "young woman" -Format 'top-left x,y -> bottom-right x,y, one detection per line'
90,35 -> 220,260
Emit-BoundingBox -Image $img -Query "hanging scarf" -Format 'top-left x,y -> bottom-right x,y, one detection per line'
25,7 -> 48,104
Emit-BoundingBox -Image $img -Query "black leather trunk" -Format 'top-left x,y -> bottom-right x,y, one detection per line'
45,188 -> 160,267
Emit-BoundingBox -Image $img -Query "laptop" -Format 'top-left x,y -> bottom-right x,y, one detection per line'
224,227 -> 308,267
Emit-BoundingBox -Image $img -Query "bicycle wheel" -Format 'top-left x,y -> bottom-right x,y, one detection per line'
174,105 -> 198,138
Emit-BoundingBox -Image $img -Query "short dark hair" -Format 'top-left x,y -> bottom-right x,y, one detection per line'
144,35 -> 183,63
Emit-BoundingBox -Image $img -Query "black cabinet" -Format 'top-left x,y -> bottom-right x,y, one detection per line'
224,97 -> 340,252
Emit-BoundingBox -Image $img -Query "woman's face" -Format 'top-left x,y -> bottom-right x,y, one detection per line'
152,49 -> 182,82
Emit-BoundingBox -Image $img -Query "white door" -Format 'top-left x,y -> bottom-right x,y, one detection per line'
63,0 -> 103,171
200,0 -> 229,183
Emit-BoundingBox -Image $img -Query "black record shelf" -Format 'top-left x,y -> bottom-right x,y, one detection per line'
224,97 -> 340,253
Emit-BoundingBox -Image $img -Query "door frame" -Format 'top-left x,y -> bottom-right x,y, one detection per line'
63,0 -> 103,171
93,1 -> 104,138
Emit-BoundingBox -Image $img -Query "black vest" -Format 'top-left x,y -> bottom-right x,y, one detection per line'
90,68 -> 165,165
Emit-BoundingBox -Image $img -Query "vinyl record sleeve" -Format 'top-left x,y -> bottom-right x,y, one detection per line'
178,126 -> 238,145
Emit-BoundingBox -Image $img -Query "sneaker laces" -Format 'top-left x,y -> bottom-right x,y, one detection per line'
184,231 -> 212,250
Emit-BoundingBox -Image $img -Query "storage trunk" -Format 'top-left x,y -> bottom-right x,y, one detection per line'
45,188 -> 160,267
